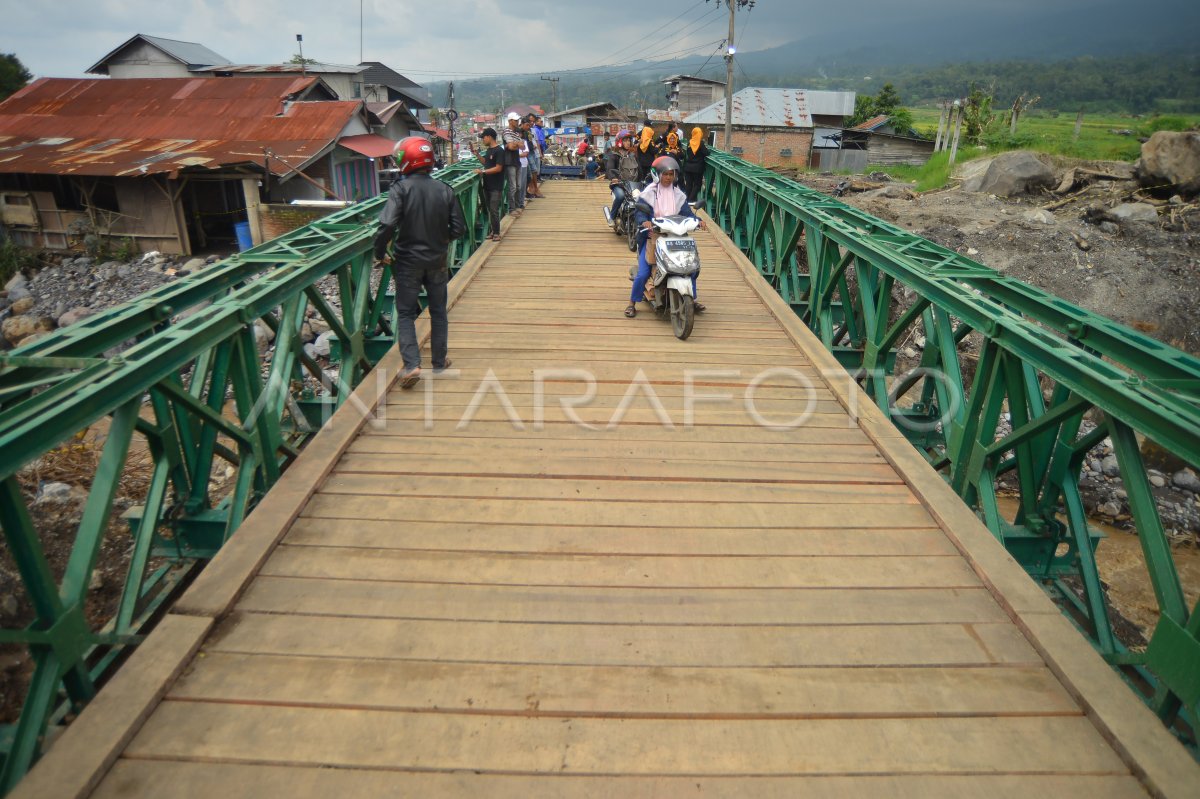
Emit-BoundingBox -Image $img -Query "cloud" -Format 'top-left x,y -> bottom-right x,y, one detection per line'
4,0 -> 1110,80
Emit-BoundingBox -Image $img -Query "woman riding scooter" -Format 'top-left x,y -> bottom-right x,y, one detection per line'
624,155 -> 706,318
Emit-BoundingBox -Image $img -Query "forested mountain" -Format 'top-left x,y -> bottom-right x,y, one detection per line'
431,0 -> 1199,115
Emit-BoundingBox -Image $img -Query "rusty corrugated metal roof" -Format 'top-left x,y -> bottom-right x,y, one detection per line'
852,114 -> 891,131
0,77 -> 363,177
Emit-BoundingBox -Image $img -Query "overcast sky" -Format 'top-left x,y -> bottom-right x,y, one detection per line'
6,0 -> 1100,82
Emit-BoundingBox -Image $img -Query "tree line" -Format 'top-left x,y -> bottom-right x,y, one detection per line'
757,52 -> 1199,115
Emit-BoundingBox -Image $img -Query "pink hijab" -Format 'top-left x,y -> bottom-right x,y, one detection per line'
649,178 -> 687,218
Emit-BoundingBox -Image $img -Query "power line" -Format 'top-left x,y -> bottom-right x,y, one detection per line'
580,0 -> 710,70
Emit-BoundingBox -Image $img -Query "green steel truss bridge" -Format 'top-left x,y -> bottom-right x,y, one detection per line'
0,155 -> 1196,796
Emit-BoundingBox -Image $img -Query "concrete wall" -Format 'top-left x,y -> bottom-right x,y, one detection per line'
728,127 -> 814,169
259,203 -> 339,241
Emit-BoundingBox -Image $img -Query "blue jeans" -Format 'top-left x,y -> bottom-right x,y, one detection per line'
610,185 -> 625,222
630,234 -> 698,303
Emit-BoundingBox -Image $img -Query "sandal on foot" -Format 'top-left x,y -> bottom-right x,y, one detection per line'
623,304 -> 637,318
432,359 -> 453,374
399,367 -> 421,389
695,302 -> 706,313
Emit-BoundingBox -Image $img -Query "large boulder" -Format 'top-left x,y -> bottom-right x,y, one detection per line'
961,151 -> 1056,196
1136,131 -> 1200,196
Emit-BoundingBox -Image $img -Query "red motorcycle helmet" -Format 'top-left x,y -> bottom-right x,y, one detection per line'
393,136 -> 436,174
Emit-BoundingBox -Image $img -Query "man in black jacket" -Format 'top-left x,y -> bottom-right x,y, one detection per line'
373,137 -> 467,388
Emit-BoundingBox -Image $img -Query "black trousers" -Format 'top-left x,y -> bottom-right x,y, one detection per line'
683,171 -> 704,203
391,258 -> 449,372
485,189 -> 502,236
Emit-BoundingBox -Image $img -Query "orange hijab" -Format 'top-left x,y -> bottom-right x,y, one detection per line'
689,127 -> 703,154
639,125 -> 654,153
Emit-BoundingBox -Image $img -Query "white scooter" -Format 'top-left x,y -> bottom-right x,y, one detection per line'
641,214 -> 702,340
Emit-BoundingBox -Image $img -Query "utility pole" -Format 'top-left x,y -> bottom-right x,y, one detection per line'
540,76 -> 560,114
296,34 -> 306,77
359,0 -> 364,64
448,82 -> 458,164
709,1 -> 755,151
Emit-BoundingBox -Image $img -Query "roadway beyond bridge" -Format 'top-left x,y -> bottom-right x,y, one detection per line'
8,180 -> 1200,797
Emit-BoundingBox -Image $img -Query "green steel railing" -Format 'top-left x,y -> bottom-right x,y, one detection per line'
0,161 -> 488,791
704,149 -> 1200,749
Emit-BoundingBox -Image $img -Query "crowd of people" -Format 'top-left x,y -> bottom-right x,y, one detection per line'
470,112 -> 548,242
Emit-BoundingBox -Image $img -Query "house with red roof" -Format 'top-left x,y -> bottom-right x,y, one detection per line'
0,76 -> 395,253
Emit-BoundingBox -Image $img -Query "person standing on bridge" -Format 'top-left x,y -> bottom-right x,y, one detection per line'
471,128 -> 505,242
502,113 -> 524,217
681,127 -> 710,203
373,137 -> 467,389
636,119 -> 658,181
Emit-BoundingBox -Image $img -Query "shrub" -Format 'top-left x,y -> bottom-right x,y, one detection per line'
0,238 -> 39,286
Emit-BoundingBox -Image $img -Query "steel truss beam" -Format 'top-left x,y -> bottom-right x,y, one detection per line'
0,161 -> 491,792
704,150 -> 1200,750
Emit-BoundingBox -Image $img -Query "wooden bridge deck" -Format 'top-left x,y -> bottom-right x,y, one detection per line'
15,181 -> 1197,798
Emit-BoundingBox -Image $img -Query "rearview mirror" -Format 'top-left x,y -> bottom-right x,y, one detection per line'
691,199 -> 706,210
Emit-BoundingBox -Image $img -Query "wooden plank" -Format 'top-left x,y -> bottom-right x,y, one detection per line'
92,762 -> 1151,799
300,494 -> 934,529
382,390 -> 847,414
281,519 -> 951,555
122,703 -> 1126,775
173,653 -> 1079,717
346,435 -> 885,463
205,612 -> 1036,667
238,577 -> 1003,623
368,365 -> 833,388
241,573 -> 1003,623
280,516 -> 951,552
401,382 -> 842,400
333,454 -> 899,482
358,421 -> 874,446
374,406 -> 856,428
260,547 -> 976,589
8,615 -> 212,799
314,473 -> 918,504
